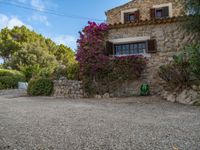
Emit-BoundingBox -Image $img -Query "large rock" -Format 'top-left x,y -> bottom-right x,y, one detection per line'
176,89 -> 199,105
95,95 -> 102,99
166,94 -> 176,103
161,88 -> 200,105
103,93 -> 110,99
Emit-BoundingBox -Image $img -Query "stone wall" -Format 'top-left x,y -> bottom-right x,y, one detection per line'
108,21 -> 200,95
53,79 -> 84,99
106,0 -> 185,24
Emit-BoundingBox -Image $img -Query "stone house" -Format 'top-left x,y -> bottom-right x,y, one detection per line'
105,0 -> 199,95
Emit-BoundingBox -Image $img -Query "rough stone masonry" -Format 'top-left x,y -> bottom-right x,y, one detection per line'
108,21 -> 200,95
53,78 -> 84,98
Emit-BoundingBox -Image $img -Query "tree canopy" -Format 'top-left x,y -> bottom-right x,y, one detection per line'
0,26 -> 76,76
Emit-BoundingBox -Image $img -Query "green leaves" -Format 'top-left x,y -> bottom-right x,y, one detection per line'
0,69 -> 26,89
158,44 -> 200,89
27,77 -> 53,96
0,26 -> 77,81
186,44 -> 200,79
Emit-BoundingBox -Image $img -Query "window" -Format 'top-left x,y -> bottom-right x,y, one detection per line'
129,13 -> 135,21
155,9 -> 163,18
151,3 -> 172,19
114,42 -> 147,56
155,7 -> 169,18
123,10 -> 140,23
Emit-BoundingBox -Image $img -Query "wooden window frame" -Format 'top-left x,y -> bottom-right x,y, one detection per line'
121,8 -> 139,23
155,6 -> 169,19
152,3 -> 172,19
113,41 -> 148,56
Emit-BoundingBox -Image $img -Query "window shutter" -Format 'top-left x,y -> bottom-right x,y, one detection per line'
162,6 -> 169,17
105,41 -> 114,56
147,39 -> 157,53
124,13 -> 129,23
150,8 -> 156,19
135,10 -> 140,20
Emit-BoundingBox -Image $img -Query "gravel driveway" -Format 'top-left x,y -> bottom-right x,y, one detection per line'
0,95 -> 200,150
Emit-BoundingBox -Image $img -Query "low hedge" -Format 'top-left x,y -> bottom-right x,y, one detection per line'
0,69 -> 24,76
27,78 -> 53,96
0,69 -> 25,89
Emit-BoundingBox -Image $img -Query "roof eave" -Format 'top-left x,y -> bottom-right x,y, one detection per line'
108,16 -> 189,29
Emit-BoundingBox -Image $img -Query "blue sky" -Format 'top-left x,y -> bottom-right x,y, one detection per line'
0,0 -> 128,50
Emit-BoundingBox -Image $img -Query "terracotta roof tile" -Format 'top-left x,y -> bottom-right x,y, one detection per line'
108,16 -> 189,29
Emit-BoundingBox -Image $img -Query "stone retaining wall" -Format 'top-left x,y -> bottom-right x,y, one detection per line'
53,79 -> 84,99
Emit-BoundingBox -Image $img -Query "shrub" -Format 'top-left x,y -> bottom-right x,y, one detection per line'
27,77 -> 53,96
0,69 -> 25,89
66,63 -> 80,80
81,55 -> 146,95
0,69 -> 24,77
158,53 -> 191,89
158,44 -> 200,89
110,55 -> 146,80
20,65 -> 54,81
51,65 -> 67,80
20,65 -> 41,81
186,44 -> 200,80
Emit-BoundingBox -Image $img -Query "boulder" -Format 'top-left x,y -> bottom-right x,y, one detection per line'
176,89 -> 199,105
95,95 -> 102,99
166,94 -> 176,103
103,93 -> 110,99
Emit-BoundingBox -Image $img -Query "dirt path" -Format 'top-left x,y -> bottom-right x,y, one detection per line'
0,96 -> 199,150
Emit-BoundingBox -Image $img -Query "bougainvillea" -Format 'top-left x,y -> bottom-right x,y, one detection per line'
76,22 -> 146,95
76,21 -> 109,77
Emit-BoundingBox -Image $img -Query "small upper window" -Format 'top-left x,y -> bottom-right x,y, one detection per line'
151,6 -> 170,19
124,10 -> 140,23
156,6 -> 169,18
151,3 -> 172,19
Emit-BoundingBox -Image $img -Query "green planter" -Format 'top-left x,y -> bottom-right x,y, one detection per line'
140,84 -> 150,96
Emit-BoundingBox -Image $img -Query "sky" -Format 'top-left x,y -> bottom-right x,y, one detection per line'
0,0 -> 129,50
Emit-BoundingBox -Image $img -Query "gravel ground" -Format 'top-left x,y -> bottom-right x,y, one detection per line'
0,95 -> 200,150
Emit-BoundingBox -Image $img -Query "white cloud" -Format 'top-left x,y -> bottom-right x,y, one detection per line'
0,14 -> 32,30
31,0 -> 45,11
53,35 -> 77,50
30,14 -> 50,26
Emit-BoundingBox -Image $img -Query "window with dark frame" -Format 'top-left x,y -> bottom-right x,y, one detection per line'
154,6 -> 169,19
114,42 -> 147,56
124,10 -> 140,23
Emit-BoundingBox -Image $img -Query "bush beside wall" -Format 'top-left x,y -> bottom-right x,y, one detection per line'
27,77 -> 53,96
158,44 -> 200,90
0,69 -> 25,89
